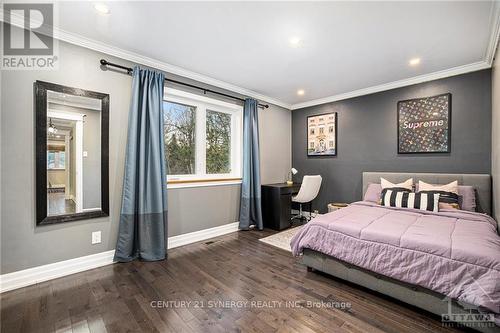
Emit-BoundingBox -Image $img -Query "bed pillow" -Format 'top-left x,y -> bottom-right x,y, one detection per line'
381,189 -> 440,212
416,180 -> 477,211
458,185 -> 476,212
363,183 -> 382,203
418,180 -> 458,194
419,190 -> 460,210
381,178 -> 413,190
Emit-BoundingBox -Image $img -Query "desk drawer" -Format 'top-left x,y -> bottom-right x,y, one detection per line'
280,185 -> 301,195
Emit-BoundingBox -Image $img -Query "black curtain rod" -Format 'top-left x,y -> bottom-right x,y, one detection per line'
99,59 -> 269,109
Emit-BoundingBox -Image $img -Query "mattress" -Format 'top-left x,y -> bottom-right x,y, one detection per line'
290,201 -> 500,323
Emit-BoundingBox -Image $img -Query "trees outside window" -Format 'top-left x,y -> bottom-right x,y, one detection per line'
163,89 -> 242,183
163,101 -> 196,175
206,110 -> 231,174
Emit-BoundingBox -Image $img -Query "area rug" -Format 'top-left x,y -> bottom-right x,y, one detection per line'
259,227 -> 302,252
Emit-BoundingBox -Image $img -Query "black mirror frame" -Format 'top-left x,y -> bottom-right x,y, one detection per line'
35,80 -> 109,225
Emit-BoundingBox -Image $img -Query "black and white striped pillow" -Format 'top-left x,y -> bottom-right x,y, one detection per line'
419,190 -> 460,209
381,189 -> 440,212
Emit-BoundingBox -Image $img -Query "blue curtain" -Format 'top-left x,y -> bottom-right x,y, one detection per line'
114,66 -> 168,262
239,98 -> 263,230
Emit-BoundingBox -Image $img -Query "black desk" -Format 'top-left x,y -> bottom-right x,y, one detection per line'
261,183 -> 301,231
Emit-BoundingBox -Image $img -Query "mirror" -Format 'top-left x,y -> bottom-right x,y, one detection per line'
35,81 -> 109,225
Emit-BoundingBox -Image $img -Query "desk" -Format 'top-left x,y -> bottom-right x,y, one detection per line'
261,183 -> 301,231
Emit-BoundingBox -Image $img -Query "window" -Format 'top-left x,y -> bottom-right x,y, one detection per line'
163,89 -> 242,183
319,127 -> 324,134
206,110 -> 231,174
310,128 -> 315,135
329,126 -> 334,133
163,101 -> 196,175
47,151 -> 65,169
47,144 -> 66,169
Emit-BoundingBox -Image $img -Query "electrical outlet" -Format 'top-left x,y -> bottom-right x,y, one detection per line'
83,151 -> 88,157
91,231 -> 101,244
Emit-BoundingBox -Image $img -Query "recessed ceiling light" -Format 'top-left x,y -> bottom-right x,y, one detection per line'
297,89 -> 305,96
289,37 -> 302,47
94,3 -> 110,15
409,58 -> 421,66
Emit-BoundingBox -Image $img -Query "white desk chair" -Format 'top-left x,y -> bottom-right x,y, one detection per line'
291,175 -> 322,223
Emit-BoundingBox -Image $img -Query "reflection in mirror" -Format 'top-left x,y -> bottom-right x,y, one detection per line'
36,81 -> 109,225
46,91 -> 102,216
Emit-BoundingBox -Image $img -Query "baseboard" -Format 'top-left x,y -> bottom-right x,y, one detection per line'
0,250 -> 115,293
168,221 -> 239,249
0,221 -> 239,293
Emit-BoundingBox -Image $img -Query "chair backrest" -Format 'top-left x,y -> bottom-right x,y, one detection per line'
294,175 -> 322,203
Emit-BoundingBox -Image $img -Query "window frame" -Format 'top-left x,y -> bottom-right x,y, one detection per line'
47,150 -> 66,170
163,88 -> 243,185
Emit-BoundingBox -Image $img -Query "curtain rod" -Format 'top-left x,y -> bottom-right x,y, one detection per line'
99,59 -> 269,109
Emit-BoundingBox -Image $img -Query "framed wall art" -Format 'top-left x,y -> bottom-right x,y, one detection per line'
307,112 -> 337,156
398,93 -> 451,154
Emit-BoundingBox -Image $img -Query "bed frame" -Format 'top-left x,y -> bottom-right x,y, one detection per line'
302,172 -> 498,333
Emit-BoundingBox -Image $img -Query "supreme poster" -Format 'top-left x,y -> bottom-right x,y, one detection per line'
397,93 -> 451,154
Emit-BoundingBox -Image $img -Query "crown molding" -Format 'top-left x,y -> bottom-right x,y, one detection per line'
0,8 -> 291,109
55,30 -> 292,109
485,0 -> 500,65
292,2 -> 500,110
291,60 -> 490,110
2,4 -> 499,111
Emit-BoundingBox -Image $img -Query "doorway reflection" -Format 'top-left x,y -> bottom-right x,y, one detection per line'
47,117 -> 76,215
46,90 -> 101,216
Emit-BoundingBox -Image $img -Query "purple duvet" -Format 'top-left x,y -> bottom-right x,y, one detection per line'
291,201 -> 500,320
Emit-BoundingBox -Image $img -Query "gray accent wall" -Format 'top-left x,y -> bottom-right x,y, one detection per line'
493,46 -> 500,222
292,70 -> 492,213
0,41 -> 291,274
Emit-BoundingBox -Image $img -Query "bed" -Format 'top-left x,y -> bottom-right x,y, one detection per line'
291,172 -> 500,333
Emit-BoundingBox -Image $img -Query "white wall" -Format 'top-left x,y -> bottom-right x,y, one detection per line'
492,45 -> 500,222
0,40 -> 291,274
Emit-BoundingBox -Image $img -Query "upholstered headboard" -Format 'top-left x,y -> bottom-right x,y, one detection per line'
362,172 -> 492,217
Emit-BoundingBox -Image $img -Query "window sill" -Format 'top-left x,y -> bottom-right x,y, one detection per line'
167,178 -> 242,189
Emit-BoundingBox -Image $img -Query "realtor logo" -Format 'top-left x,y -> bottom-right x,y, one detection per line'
2,3 -> 58,69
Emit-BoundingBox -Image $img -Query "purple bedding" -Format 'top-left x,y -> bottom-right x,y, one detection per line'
291,201 -> 500,320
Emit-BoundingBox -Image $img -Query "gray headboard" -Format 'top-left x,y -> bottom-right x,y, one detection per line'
362,172 -> 492,217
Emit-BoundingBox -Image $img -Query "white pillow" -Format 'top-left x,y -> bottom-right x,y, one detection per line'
418,180 -> 458,194
380,178 -> 413,190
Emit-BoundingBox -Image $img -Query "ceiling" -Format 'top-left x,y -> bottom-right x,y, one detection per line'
53,2 -> 500,108
47,117 -> 75,142
48,91 -> 102,110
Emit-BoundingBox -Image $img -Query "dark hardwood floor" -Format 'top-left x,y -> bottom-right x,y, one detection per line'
1,230 -> 465,333
48,192 -> 76,216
